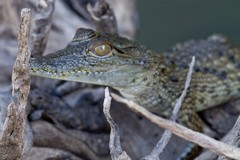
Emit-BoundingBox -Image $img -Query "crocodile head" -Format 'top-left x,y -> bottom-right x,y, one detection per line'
29,28 -> 159,88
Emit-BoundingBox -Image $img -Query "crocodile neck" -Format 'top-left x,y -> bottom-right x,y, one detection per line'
114,54 -> 186,115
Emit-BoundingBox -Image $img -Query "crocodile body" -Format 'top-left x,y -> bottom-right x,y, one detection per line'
29,28 -> 240,158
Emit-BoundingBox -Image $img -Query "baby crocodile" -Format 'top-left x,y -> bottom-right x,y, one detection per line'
29,28 -> 240,159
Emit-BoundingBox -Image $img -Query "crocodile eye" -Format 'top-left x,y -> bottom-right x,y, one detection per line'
93,44 -> 112,57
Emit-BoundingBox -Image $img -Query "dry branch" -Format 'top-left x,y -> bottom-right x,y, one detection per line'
195,114 -> 240,160
112,94 -> 240,160
31,120 -> 108,160
0,8 -> 32,160
87,0 -> 117,33
23,146 -> 83,160
217,115 -> 240,160
30,0 -> 55,56
103,87 -> 131,160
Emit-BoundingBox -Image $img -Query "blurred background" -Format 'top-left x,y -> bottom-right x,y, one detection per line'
137,0 -> 240,51
1,1 -> 240,159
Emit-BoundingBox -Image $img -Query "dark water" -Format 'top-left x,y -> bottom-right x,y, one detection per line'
137,0 -> 240,51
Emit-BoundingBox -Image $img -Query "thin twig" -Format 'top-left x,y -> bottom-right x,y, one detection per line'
171,56 -> 195,121
143,57 -> 195,159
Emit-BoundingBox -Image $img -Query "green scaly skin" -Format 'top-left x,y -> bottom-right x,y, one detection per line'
29,28 -> 240,159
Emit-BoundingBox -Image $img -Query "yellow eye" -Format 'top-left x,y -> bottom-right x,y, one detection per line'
94,44 -> 112,57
